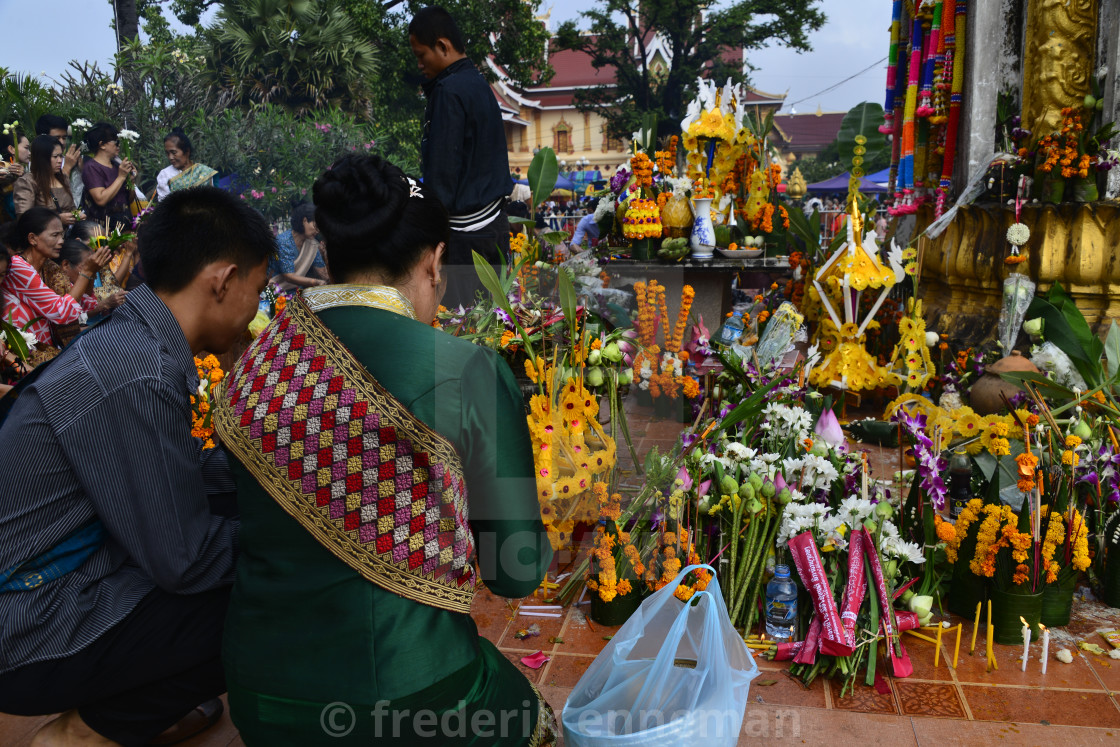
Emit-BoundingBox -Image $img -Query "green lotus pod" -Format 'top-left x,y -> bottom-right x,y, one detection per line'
1073,419 -> 1092,441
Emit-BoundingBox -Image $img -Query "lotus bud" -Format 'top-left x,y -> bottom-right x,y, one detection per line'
875,501 -> 894,520
747,497 -> 764,514
884,559 -> 898,580
698,494 -> 714,513
863,519 -> 878,534
621,328 -> 638,340
778,487 -> 792,504
586,367 -> 605,387
900,589 -> 915,604
810,442 -> 829,458
774,472 -> 788,493
908,594 -> 933,625
1073,418 -> 1092,441
587,348 -> 602,366
1023,317 -> 1044,337
741,482 -> 756,501
761,479 -> 775,498
602,342 -> 622,363
616,339 -> 636,356
748,473 -> 763,491
813,408 -> 847,452
617,370 -> 633,385
720,475 -> 739,496
925,331 -> 940,348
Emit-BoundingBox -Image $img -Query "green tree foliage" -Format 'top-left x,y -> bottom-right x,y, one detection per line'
340,0 -> 552,163
205,0 -> 379,115
555,0 -> 825,141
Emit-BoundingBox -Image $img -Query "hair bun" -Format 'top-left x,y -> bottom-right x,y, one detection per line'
313,154 -> 408,237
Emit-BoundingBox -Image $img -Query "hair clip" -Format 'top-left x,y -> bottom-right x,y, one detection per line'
405,176 -> 424,199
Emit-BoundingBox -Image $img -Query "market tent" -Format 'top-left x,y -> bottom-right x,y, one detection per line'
515,176 -> 578,192
865,167 -> 892,183
805,171 -> 888,193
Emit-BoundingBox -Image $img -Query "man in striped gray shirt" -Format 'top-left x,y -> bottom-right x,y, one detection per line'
0,187 -> 274,746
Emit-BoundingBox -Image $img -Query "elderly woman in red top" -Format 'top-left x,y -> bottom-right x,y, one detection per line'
1,207 -> 109,355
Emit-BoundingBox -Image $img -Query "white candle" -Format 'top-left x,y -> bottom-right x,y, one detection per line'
1040,625 -> 1049,674
1020,616 -> 1030,672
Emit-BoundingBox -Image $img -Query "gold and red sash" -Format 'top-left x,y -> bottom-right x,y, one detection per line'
214,290 -> 475,613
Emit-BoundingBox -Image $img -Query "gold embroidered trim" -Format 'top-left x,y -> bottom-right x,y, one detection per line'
302,284 -> 418,320
214,295 -> 474,613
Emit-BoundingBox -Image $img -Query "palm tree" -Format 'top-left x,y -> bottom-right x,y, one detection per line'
207,0 -> 378,115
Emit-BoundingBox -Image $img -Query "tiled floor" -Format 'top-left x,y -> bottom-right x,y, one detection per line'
5,396 -> 1120,745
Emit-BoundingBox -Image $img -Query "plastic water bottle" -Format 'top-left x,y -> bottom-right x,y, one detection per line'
765,565 -> 798,641
715,311 -> 745,347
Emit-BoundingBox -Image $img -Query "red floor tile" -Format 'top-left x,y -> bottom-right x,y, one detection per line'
541,654 -> 597,689
960,685 -> 1120,727
893,681 -> 967,718
829,679 -> 899,715
749,668 -> 829,709
952,639 -> 1104,690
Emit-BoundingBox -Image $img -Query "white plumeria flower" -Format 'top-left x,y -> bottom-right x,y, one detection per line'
118,129 -> 140,142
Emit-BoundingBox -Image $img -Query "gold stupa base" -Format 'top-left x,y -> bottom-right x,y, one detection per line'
918,202 -> 1120,343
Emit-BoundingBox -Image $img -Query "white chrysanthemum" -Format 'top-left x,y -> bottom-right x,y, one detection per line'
726,443 -> 753,462
1006,222 -> 1030,247
838,496 -> 874,526
593,196 -> 614,222
700,453 -> 732,470
882,536 -> 925,564
879,519 -> 900,540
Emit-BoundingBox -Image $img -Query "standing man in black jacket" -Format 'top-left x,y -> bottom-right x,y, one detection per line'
409,6 -> 512,309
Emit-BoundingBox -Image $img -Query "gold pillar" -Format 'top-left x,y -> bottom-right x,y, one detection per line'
1021,0 -> 1098,141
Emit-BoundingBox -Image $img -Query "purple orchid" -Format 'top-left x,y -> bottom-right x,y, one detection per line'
891,408 -> 949,511
609,168 -> 631,194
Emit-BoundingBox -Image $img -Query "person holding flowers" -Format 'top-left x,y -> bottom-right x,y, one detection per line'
214,154 -> 556,744
11,135 -> 81,223
81,122 -> 137,230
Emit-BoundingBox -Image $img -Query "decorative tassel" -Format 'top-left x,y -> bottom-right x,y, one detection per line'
939,0 -> 967,195
917,1 -> 943,118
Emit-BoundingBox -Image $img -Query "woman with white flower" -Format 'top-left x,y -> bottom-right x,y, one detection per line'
81,122 -> 137,229
11,135 -> 80,224
1,208 -> 110,361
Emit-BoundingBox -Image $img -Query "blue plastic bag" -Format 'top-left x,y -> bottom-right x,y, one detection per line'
563,564 -> 758,746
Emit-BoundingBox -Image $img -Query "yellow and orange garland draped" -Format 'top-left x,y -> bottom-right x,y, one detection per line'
630,152 -> 653,188
631,281 -> 699,400
524,365 -> 617,550
191,354 -> 224,449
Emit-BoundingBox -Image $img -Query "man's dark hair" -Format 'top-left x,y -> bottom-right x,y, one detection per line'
408,6 -> 466,54
138,186 -> 275,293
290,203 -> 317,234
35,114 -> 68,136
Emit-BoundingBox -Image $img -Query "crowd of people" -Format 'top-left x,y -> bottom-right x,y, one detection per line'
0,5 -> 556,746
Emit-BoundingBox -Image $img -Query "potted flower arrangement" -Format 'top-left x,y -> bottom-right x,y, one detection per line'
586,482 -> 651,625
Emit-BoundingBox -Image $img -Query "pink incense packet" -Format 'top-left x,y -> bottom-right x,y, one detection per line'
837,529 -> 867,650
788,531 -> 853,657
861,530 -> 913,678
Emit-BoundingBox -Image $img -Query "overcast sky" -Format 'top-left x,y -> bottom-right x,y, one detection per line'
0,0 -> 883,114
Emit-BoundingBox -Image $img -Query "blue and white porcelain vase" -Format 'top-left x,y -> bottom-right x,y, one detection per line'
690,197 -> 715,259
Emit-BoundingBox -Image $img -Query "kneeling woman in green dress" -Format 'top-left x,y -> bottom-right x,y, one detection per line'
215,155 -> 557,745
